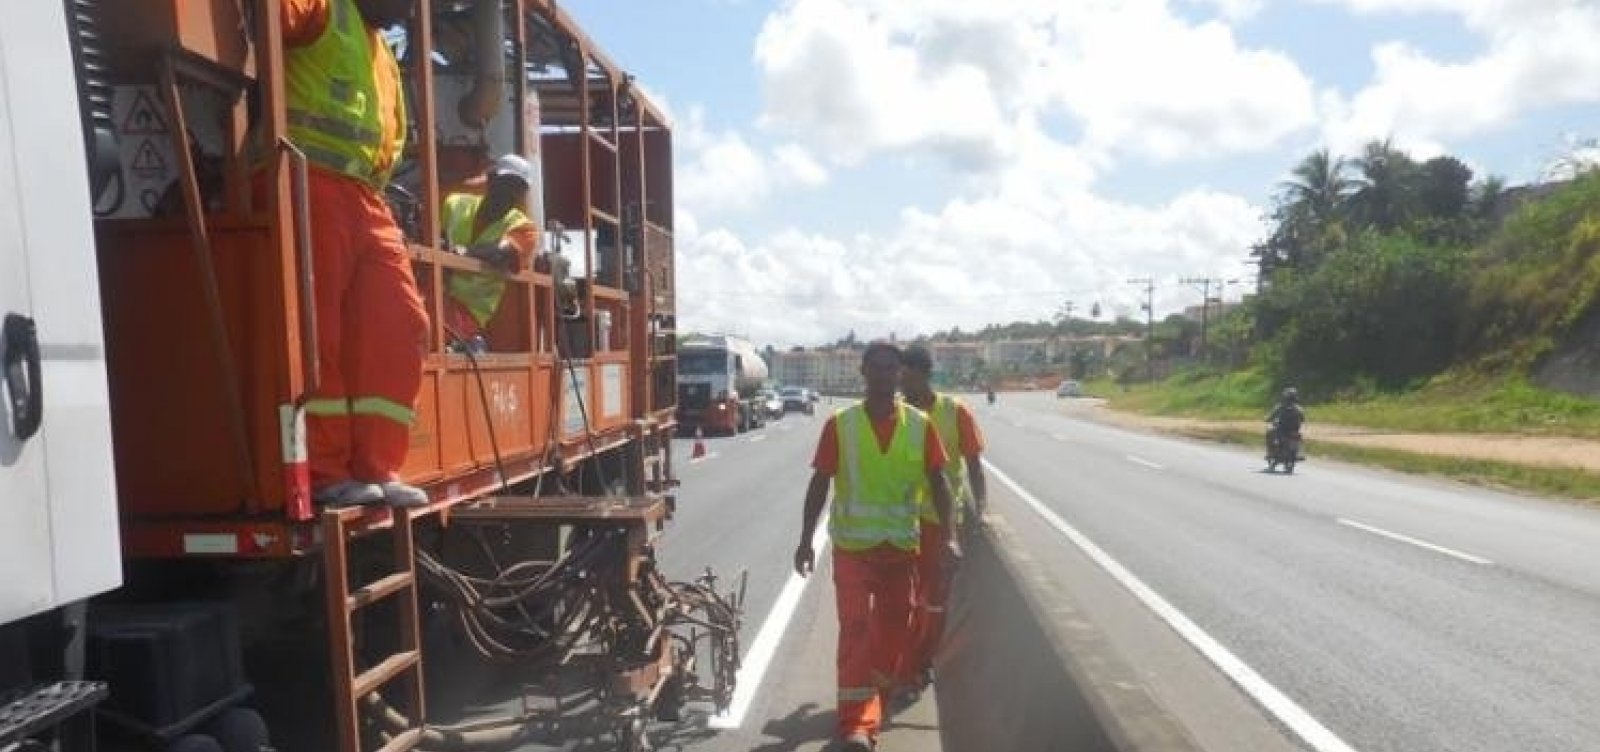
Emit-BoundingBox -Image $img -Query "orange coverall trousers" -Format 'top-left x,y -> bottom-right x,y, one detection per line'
304,169 -> 429,488
833,545 -> 917,742
905,522 -> 951,685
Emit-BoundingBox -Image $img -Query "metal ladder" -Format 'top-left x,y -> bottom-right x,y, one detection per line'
322,507 -> 427,752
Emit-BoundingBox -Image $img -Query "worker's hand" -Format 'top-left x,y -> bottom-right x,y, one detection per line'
793,543 -> 815,578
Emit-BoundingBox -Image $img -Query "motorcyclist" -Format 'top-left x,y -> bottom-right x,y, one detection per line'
1265,387 -> 1306,462
986,387 -> 996,405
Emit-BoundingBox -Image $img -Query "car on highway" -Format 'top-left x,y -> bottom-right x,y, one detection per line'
758,389 -> 784,419
1056,379 -> 1082,398
781,386 -> 815,415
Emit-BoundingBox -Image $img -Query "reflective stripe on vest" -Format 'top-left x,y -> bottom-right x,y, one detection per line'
285,0 -> 405,187
442,193 -> 531,326
921,394 -> 971,522
829,403 -> 926,552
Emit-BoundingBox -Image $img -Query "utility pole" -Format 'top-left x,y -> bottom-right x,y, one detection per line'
1128,278 -> 1154,381
1180,276 -> 1223,362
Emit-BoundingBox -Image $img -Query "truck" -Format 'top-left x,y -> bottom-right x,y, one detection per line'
0,3 -> 741,752
675,335 -> 769,436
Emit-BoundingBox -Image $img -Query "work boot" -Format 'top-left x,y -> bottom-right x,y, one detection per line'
838,732 -> 875,752
379,481 -> 429,508
313,480 -> 384,508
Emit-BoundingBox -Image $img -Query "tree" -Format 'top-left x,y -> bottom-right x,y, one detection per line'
1416,156 -> 1474,221
1470,175 -> 1508,221
1350,138 -> 1420,232
1279,148 -> 1357,226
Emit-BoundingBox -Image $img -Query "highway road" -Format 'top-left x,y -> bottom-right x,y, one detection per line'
649,390 -> 1600,752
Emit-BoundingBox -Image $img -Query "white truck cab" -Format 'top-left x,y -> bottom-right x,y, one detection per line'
0,0 -> 121,629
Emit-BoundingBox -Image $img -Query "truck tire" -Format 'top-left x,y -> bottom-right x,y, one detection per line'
203,707 -> 271,752
164,735 -> 224,752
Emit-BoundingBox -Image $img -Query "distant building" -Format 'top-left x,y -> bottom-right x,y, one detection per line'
772,347 -> 863,394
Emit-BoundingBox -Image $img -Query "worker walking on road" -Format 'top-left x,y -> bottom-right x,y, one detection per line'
794,342 -> 958,752
441,154 -> 539,353
283,0 -> 429,507
897,345 -> 987,693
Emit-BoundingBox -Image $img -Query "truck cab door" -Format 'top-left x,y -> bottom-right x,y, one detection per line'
0,0 -> 121,624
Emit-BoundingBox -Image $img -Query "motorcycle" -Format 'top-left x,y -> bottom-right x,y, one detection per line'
986,389 -> 996,405
1265,422 -> 1303,474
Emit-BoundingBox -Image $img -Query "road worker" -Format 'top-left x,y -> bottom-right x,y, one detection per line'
794,341 -> 958,752
283,0 -> 429,507
897,345 -> 987,693
441,154 -> 538,353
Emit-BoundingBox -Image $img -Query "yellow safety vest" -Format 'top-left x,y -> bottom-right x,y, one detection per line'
920,394 -> 971,524
285,0 -> 406,187
442,194 -> 531,326
829,403 -> 928,552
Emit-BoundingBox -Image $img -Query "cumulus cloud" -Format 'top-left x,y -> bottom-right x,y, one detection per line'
1317,0 -> 1600,152
676,108 -> 831,213
676,177 -> 1266,346
752,0 -> 1316,172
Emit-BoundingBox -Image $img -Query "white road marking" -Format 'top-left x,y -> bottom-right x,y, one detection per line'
709,511 -> 831,729
1052,432 -> 1073,442
687,451 -> 721,465
1337,518 -> 1493,565
748,434 -> 768,443
985,460 -> 1362,752
1126,455 -> 1165,470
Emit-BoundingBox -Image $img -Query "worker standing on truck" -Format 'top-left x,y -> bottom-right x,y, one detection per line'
897,345 -> 987,694
794,342 -> 958,752
441,154 -> 538,353
283,0 -> 429,507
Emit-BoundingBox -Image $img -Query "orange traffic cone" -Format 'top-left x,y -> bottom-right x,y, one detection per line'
691,427 -> 707,459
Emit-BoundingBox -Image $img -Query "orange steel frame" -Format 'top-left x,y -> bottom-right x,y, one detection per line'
94,0 -> 677,560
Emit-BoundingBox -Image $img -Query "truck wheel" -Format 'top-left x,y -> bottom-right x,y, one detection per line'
164,735 -> 224,752
203,707 -> 271,752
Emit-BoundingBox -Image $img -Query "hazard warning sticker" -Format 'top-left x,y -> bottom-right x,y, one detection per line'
130,139 -> 167,178
120,90 -> 168,135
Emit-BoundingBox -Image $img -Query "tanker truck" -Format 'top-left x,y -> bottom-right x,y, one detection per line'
676,335 -> 769,435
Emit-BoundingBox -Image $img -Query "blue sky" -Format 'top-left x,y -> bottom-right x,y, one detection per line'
562,0 -> 1600,346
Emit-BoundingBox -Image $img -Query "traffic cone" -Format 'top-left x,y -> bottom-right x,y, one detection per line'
691,427 -> 707,459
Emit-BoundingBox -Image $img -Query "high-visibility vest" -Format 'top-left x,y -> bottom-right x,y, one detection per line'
921,393 -> 971,524
285,0 -> 406,188
442,194 -> 531,326
829,403 -> 928,552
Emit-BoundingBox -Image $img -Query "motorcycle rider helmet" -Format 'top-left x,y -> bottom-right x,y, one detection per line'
1282,386 -> 1298,403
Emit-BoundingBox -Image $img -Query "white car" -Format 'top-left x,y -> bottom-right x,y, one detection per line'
1056,380 -> 1082,398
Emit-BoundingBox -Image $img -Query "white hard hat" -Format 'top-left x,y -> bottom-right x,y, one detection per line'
490,153 -> 533,185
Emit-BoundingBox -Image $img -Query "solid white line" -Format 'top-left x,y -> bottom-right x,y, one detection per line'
708,511 -> 831,729
1126,455 -> 1165,470
1337,518 -> 1493,565
687,451 -> 721,465
984,460 -> 1361,752
748,434 -> 768,443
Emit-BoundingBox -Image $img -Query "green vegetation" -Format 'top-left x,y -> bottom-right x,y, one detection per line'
1097,369 -> 1600,437
1188,426 -> 1600,503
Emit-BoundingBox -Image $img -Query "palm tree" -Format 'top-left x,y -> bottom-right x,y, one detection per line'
1470,175 -> 1508,220
1349,138 -> 1419,231
1278,148 -> 1357,226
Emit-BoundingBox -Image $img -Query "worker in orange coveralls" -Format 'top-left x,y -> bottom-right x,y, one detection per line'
283,0 -> 429,507
794,342 -> 958,752
897,344 -> 987,696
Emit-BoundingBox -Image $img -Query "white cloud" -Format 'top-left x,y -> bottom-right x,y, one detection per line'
676,108 -> 831,214
1183,0 -> 1268,20
1317,0 -> 1600,152
677,172 -> 1266,345
752,0 -> 1316,172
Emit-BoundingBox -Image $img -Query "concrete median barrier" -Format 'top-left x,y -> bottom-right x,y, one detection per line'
935,516 -> 1203,752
